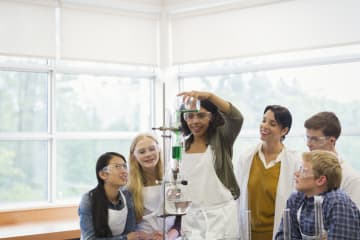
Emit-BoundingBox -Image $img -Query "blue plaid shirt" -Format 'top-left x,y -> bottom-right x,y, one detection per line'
275,189 -> 360,240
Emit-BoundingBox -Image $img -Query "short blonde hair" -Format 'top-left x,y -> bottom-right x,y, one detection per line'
302,150 -> 342,190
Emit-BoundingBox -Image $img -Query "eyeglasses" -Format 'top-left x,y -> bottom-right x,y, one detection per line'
296,165 -> 314,178
183,112 -> 211,121
305,135 -> 329,145
102,163 -> 127,172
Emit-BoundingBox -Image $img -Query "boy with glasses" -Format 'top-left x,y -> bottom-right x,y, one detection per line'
275,150 -> 360,240
304,112 -> 360,208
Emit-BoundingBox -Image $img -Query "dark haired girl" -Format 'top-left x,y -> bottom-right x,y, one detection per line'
79,152 -> 147,240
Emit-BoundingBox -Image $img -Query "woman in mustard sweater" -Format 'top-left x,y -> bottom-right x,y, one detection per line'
237,105 -> 301,240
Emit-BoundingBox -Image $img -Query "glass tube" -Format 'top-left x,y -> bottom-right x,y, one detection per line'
283,208 -> 291,240
314,196 -> 327,239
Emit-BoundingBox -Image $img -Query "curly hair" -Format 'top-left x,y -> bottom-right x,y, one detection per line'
180,99 -> 225,150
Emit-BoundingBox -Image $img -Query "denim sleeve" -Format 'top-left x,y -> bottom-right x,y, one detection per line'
78,193 -> 129,240
123,190 -> 137,234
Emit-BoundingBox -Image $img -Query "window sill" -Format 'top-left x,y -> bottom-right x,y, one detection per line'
0,205 -> 80,240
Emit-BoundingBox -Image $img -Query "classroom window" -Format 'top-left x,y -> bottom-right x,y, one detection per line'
179,46 -> 360,170
0,56 -> 155,208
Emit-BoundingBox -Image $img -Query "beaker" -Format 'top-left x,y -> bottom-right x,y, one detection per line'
176,96 -> 200,113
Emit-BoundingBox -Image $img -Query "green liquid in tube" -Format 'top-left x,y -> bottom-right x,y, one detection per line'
172,146 -> 182,160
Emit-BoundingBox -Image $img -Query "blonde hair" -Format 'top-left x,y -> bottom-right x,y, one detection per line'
302,150 -> 342,190
127,133 -> 163,223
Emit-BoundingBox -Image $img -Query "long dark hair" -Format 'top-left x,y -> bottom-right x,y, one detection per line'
90,152 -> 126,237
264,105 -> 292,141
180,99 -> 225,149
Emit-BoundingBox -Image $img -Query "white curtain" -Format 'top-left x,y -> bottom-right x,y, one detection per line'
61,6 -> 159,65
0,0 -> 56,58
171,0 -> 360,64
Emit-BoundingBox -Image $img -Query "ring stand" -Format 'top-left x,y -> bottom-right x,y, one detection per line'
152,84 -> 198,236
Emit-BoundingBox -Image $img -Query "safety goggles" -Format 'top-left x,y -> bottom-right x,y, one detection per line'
183,112 -> 211,121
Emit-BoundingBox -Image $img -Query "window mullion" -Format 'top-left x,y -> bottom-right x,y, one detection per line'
48,61 -> 56,203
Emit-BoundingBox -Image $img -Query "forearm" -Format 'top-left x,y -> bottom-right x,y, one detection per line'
81,231 -> 128,240
207,92 -> 231,114
167,228 -> 180,240
168,215 -> 181,239
220,103 -> 243,143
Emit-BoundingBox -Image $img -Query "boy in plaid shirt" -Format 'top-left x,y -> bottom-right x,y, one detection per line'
275,150 -> 360,240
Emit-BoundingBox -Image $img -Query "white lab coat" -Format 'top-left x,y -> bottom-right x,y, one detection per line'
236,143 -> 301,239
339,160 -> 360,209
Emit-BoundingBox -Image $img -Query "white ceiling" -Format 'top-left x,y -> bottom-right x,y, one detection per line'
60,0 -> 291,15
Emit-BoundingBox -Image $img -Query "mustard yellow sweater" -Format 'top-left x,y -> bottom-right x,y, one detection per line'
248,153 -> 281,240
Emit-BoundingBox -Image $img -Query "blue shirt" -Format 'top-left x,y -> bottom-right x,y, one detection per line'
78,189 -> 137,240
275,189 -> 360,240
